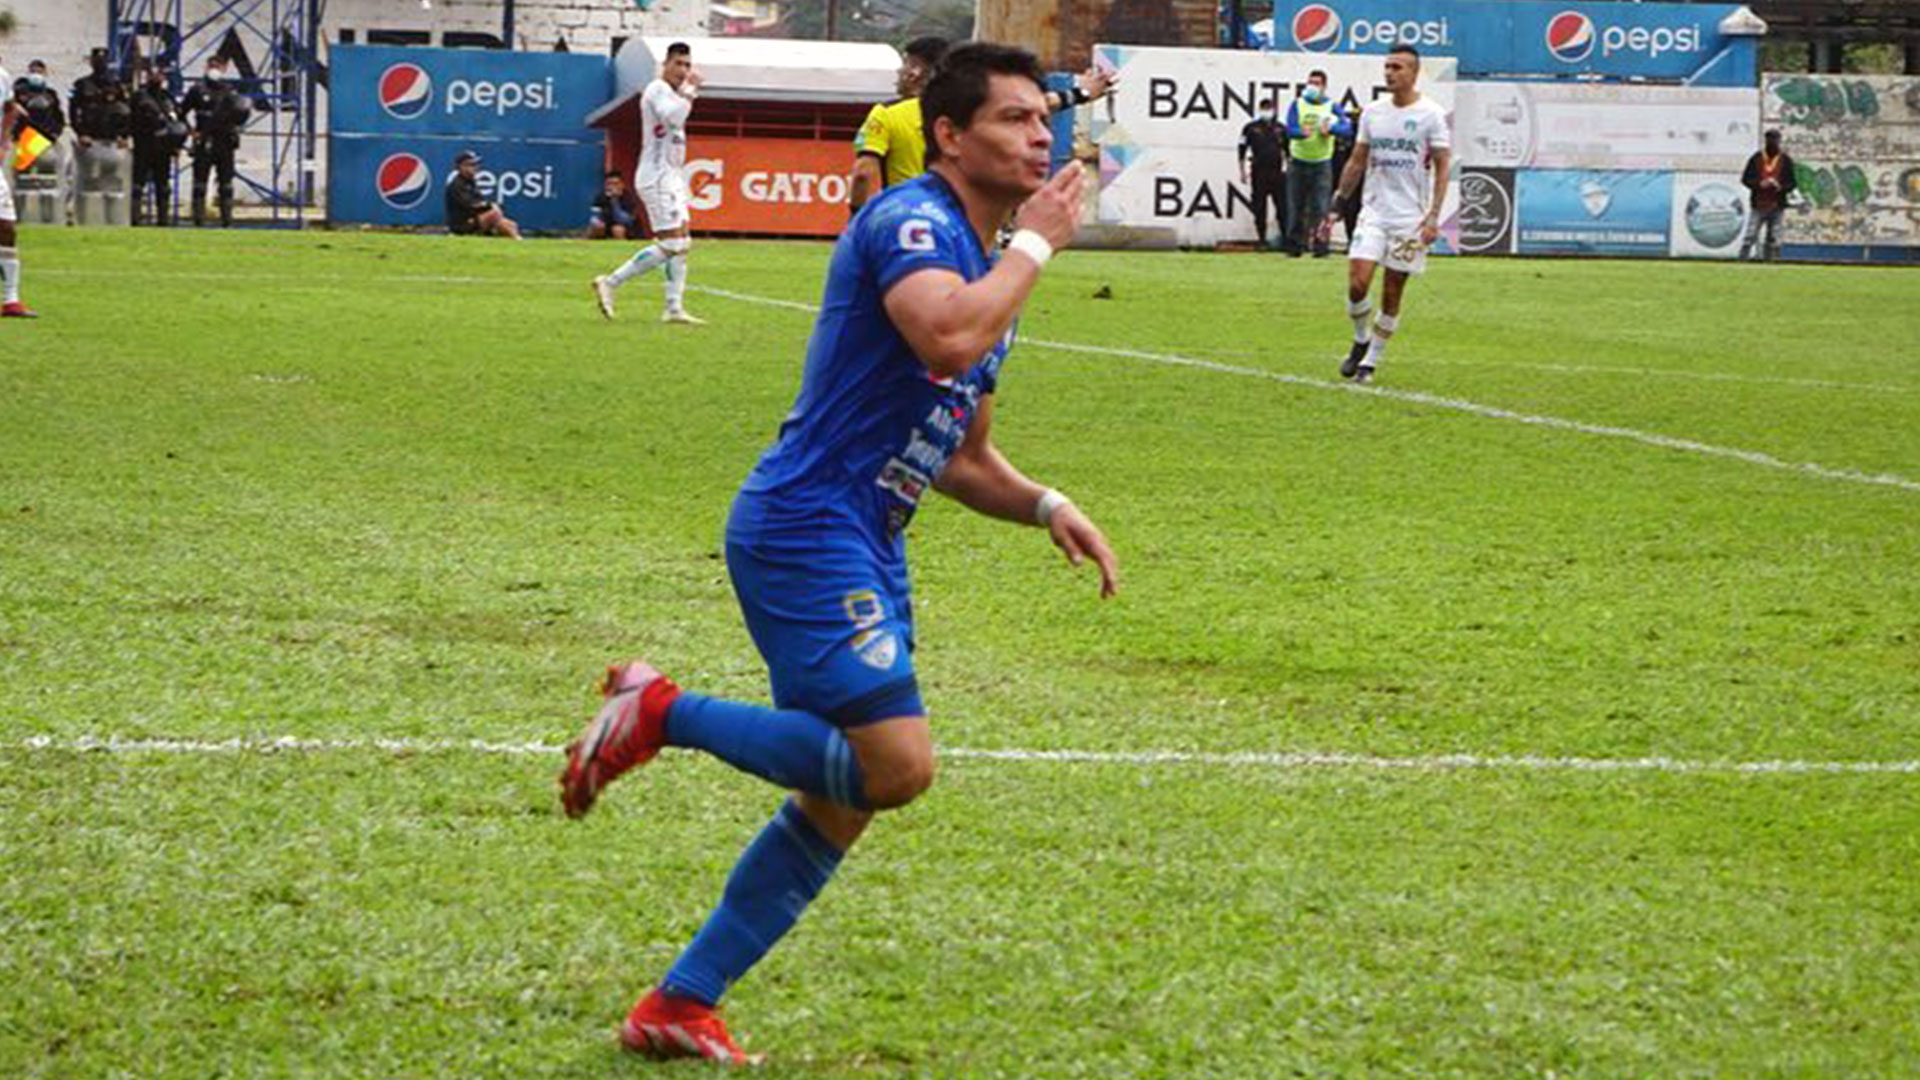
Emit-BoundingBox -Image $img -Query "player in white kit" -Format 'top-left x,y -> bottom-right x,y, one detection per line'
0,58 -> 37,318
593,41 -> 704,325
1322,44 -> 1449,384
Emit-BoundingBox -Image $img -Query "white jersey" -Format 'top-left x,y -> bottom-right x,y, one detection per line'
0,65 -> 12,154
638,78 -> 693,183
1355,94 -> 1450,230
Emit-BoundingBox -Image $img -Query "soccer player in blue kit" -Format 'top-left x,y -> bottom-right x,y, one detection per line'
558,43 -> 1119,1065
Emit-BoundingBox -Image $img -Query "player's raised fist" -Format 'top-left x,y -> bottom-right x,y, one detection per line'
1014,161 -> 1085,252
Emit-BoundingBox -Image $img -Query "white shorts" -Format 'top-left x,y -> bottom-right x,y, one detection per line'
1349,221 -> 1428,275
0,167 -> 14,222
637,171 -> 690,232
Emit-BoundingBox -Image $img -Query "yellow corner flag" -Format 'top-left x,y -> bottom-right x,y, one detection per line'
11,126 -> 51,171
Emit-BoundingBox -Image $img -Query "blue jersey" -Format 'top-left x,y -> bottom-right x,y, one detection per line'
728,172 -> 1010,570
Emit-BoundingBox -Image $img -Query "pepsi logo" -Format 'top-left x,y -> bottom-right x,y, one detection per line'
1546,11 -> 1596,63
1291,4 -> 1343,52
378,62 -> 433,120
376,152 -> 432,210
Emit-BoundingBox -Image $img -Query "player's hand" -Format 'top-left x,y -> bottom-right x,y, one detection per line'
1418,218 -> 1439,247
1080,66 -> 1117,102
1049,504 -> 1119,598
684,69 -> 704,92
1013,160 -> 1085,252
1315,211 -> 1338,246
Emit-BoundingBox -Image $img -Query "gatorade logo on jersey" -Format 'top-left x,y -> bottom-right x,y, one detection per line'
378,63 -> 433,120
375,152 -> 431,209
1545,12 -> 1596,62
1291,5 -> 1342,51
897,219 -> 936,252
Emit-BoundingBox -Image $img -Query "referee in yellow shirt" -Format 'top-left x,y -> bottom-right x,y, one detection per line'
849,37 -> 947,214
847,37 -> 1118,216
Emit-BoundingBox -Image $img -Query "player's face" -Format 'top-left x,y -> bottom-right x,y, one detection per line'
663,53 -> 691,88
1382,54 -> 1416,92
944,73 -> 1052,198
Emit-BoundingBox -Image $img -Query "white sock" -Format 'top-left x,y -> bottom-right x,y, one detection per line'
1347,297 -> 1373,344
1366,313 -> 1398,365
608,245 -> 667,287
0,248 -> 19,304
663,254 -> 688,311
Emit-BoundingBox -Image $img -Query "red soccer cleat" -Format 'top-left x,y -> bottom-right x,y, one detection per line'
1,301 -> 38,318
557,660 -> 679,819
620,989 -> 762,1066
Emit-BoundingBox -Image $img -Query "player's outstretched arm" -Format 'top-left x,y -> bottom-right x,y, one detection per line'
935,397 -> 1119,597
883,163 -> 1084,380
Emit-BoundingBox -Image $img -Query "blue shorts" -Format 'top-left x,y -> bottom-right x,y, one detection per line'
725,537 -> 924,727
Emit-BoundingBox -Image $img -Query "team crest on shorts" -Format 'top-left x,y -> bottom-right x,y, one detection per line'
852,629 -> 898,670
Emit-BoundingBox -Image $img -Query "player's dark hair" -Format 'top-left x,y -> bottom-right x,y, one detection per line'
903,36 -> 949,67
1389,44 -> 1419,59
1308,69 -> 1328,83
605,169 -> 622,179
920,42 -> 1045,164
1260,98 -> 1277,110
666,41 -> 691,59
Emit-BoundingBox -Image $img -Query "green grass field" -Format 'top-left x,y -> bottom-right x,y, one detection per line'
4,227 -> 1919,1078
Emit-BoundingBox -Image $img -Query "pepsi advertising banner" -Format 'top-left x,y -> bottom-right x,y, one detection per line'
1269,0 -> 1755,86
330,45 -> 611,139
1515,170 -> 1673,256
331,137 -> 606,232
328,45 -> 610,230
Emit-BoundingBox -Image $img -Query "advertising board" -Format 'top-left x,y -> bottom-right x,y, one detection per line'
330,137 -> 605,232
1265,0 -> 1755,86
1092,44 -> 1455,246
1515,170 -> 1673,256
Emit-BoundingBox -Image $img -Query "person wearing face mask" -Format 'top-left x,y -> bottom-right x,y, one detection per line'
130,60 -> 184,226
1282,69 -> 1351,257
1238,97 -> 1288,251
69,47 -> 133,225
12,61 -> 66,144
181,56 -> 250,227
10,61 -> 67,223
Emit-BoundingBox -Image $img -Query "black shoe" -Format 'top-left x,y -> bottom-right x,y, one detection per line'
1341,341 -> 1369,379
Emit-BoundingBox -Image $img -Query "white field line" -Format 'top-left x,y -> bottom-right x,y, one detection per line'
38,269 -> 1920,495
1201,347 -> 1913,395
6,735 -> 1919,777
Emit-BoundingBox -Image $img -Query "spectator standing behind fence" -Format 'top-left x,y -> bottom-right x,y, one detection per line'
181,56 -> 250,228
1238,97 -> 1288,251
588,171 -> 639,239
130,61 -> 183,227
1283,70 -> 1351,257
69,47 -> 131,224
1739,129 -> 1796,262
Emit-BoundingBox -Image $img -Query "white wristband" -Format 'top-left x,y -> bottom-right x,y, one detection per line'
1034,488 -> 1072,527
1007,229 -> 1053,268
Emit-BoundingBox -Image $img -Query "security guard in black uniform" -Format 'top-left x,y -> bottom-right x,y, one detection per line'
69,47 -> 133,211
1238,98 -> 1290,251
181,56 -> 250,227
129,61 -> 184,226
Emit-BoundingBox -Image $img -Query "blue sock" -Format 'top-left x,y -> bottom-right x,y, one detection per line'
667,693 -> 868,809
661,799 -> 844,1006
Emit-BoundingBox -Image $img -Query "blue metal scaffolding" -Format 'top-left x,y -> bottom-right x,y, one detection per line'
106,0 -> 326,225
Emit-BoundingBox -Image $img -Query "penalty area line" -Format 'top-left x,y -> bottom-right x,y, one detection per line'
7,735 -> 1919,777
